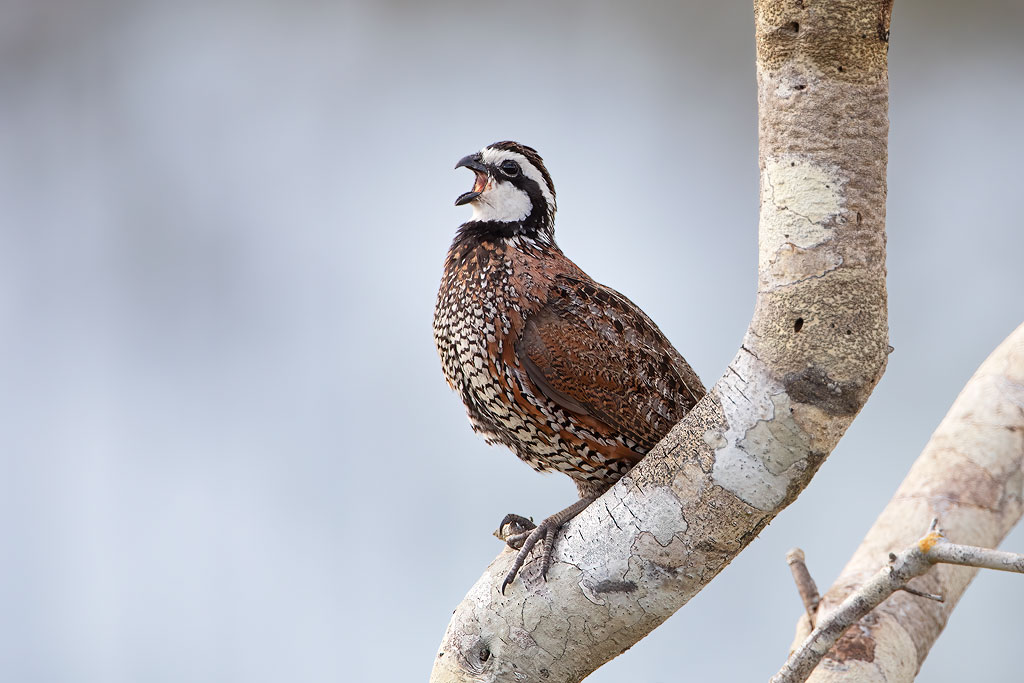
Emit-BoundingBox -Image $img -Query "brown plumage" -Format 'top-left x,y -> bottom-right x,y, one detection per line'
433,141 -> 704,589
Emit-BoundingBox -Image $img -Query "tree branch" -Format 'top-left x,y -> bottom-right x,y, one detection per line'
784,322 -> 1024,682
431,2 -> 893,680
773,522 -> 1024,683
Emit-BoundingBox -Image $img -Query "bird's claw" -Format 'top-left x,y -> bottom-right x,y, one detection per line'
495,513 -> 535,541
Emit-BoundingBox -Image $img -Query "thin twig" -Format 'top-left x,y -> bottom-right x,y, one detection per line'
899,584 -> 944,602
771,522 -> 1024,683
786,548 -> 821,627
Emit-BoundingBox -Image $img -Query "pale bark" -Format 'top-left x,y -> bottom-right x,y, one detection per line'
787,323 -> 1024,683
431,3 -> 893,681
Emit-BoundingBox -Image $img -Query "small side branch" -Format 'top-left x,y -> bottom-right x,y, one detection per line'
787,548 -> 821,627
771,522 -> 1024,683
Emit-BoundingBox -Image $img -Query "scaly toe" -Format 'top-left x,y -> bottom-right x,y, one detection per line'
501,520 -> 557,592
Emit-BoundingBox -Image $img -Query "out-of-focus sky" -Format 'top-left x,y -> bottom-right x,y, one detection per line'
1,1 -> 1022,681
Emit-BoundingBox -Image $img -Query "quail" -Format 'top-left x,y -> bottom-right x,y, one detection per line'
434,141 -> 705,591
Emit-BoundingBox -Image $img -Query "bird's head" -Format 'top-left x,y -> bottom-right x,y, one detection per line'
454,141 -> 557,243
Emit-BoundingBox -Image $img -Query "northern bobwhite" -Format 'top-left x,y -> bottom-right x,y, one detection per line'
433,141 -> 704,591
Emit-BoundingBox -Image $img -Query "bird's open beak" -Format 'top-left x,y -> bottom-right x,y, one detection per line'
455,153 -> 489,206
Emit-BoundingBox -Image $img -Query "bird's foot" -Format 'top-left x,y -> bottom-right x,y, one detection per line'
497,497 -> 595,593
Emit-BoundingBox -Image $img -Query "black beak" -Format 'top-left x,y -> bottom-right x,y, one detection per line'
455,153 -> 488,206
455,153 -> 486,173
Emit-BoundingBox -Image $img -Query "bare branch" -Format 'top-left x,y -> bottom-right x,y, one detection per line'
773,525 -> 1024,683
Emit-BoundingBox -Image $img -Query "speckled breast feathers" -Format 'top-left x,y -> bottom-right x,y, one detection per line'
433,141 -> 704,498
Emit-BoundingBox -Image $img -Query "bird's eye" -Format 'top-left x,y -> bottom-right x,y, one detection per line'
499,160 -> 520,177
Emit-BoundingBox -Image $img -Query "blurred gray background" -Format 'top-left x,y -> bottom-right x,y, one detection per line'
1,1 -> 1022,681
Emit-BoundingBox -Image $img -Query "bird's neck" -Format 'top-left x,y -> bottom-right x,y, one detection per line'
449,220 -> 557,266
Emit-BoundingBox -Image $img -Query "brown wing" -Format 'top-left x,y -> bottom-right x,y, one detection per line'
515,275 -> 705,452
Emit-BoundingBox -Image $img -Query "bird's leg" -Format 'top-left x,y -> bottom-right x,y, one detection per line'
499,497 -> 596,593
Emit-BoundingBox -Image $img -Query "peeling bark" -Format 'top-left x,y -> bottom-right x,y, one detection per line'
791,323 -> 1024,682
431,2 -> 892,681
